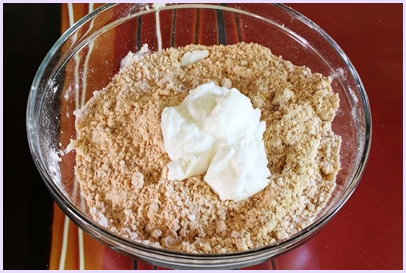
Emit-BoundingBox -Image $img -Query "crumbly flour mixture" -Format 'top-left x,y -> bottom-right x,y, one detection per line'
73,42 -> 341,253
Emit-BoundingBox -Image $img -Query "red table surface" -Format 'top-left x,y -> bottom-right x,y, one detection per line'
50,3 -> 403,270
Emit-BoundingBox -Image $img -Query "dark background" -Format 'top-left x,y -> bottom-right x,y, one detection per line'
3,4 -> 61,269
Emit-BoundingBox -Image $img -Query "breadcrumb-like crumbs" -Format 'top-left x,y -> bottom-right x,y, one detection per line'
72,42 -> 341,253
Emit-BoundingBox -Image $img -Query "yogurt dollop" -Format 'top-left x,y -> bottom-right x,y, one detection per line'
161,82 -> 271,202
180,50 -> 209,66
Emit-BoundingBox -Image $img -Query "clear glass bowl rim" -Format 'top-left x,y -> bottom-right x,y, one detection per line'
26,3 -> 372,261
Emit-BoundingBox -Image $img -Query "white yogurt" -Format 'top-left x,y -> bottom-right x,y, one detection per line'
161,82 -> 271,202
180,50 -> 209,66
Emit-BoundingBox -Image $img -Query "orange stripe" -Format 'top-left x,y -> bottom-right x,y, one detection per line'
49,204 -> 66,269
82,232 -> 105,269
61,3 -> 88,35
65,221 -> 80,269
72,3 -> 88,25
60,4 -> 69,35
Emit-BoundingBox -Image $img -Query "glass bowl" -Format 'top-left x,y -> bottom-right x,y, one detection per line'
26,3 -> 372,269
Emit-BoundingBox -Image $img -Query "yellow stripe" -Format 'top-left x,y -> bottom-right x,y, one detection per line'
81,3 -> 94,107
59,4 -> 77,270
58,216 -> 70,270
156,9 -> 162,51
78,229 -> 85,269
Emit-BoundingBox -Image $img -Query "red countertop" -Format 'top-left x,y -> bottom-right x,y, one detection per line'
49,3 -> 403,270
279,4 -> 403,269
